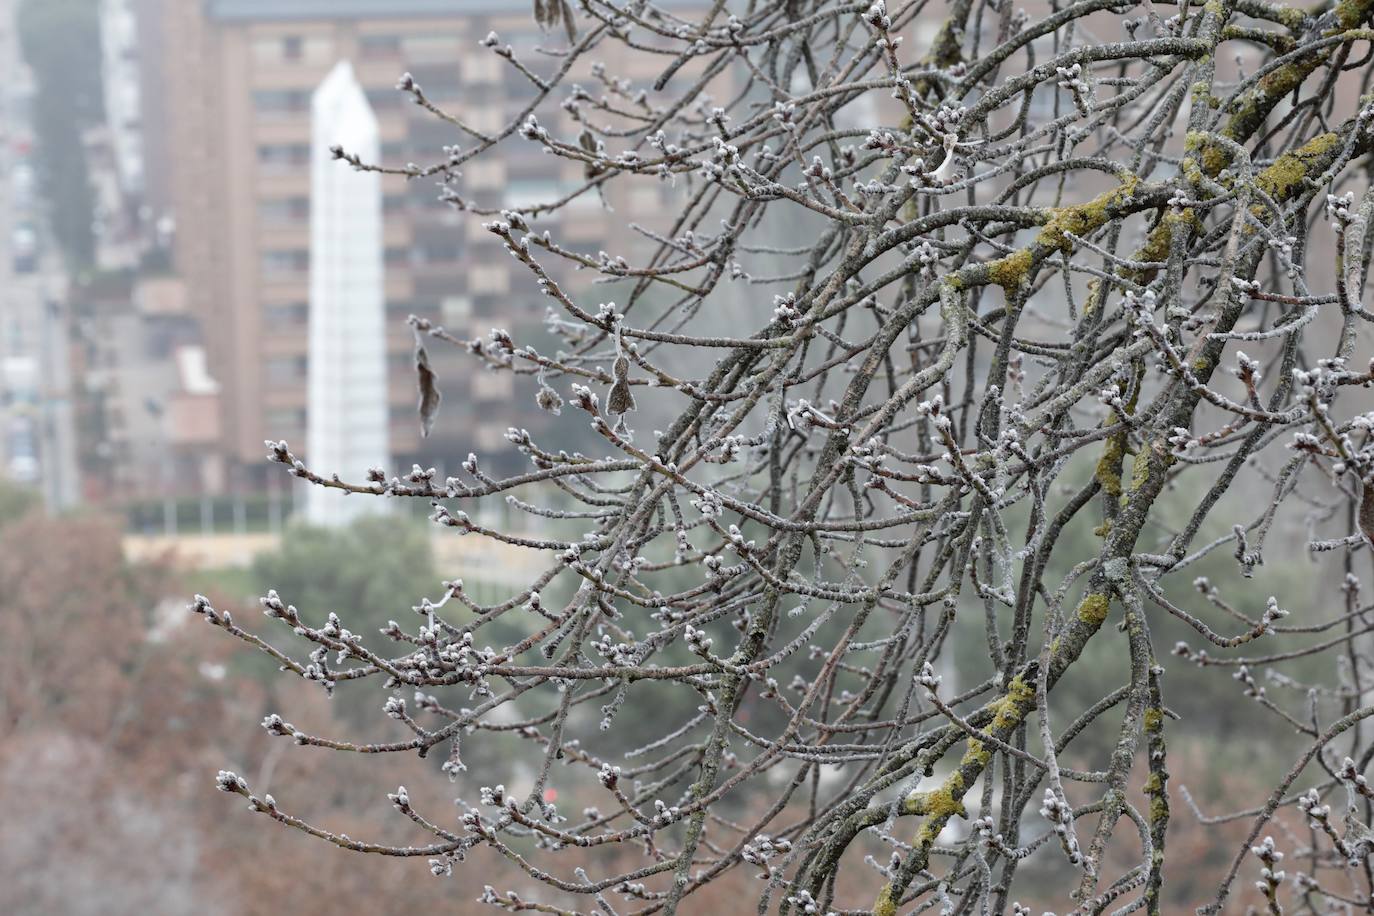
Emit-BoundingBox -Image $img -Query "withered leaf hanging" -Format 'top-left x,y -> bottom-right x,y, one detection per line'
607,355 -> 635,416
412,325 -> 442,438
561,0 -> 578,44
533,0 -> 577,42
580,129 -> 605,179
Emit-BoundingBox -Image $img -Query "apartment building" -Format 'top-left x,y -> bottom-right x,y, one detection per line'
142,0 -> 700,491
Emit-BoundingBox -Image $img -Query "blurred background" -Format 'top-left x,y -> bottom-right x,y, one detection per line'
0,1 -> 1347,912
0,3 -> 759,912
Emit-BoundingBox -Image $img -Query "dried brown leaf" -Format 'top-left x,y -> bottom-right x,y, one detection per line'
414,333 -> 442,438
607,379 -> 635,416
532,0 -> 552,28
561,0 -> 578,44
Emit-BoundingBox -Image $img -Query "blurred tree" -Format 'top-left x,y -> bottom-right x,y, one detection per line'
249,515 -> 437,635
241,515 -> 437,725
0,512 -> 515,914
0,513 -> 157,735
0,479 -> 39,529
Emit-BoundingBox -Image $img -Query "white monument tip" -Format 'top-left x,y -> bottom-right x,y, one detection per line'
304,58 -> 389,528
312,60 -> 378,148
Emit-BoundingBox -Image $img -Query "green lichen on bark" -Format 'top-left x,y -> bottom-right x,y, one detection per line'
1187,0 -> 1370,180
989,673 -> 1036,730
1134,208 -> 1199,273
914,777 -> 968,821
873,674 -> 1039,914
1127,446 -> 1153,495
1268,3 -> 1308,28
900,783 -> 968,818
1094,365 -> 1141,503
1254,131 -> 1340,199
1095,432 -> 1127,497
1220,24 -> 1296,52
985,248 -> 1034,290
1334,0 -> 1374,29
1145,754 -> 1171,824
960,737 -> 991,768
1076,593 -> 1111,626
1036,177 -> 1140,252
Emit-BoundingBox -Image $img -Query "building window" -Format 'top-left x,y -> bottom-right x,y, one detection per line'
467,106 -> 504,134
264,356 -> 307,383
504,179 -> 561,210
441,295 -> 471,325
359,34 -> 401,59
406,190 -> 447,212
468,264 -> 507,295
259,197 -> 310,225
401,34 -> 462,63
404,179 -> 449,210
253,90 -> 309,117
504,31 -> 543,59
462,53 -> 501,85
366,88 -> 402,110
252,34 -> 329,65
473,295 -> 502,318
465,160 -> 505,190
265,408 -> 306,431
261,249 -> 309,276
387,298 -> 432,315
408,64 -> 461,100
257,144 -> 311,173
472,372 -> 512,401
415,240 -> 459,265
263,302 -> 308,327
384,247 -> 410,267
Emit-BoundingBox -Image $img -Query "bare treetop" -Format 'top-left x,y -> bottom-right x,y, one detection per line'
194,0 -> 1374,912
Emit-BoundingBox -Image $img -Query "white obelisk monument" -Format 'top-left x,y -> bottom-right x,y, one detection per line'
305,61 -> 389,526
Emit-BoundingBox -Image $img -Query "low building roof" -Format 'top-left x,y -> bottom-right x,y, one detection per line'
207,0 -> 504,20
207,0 -> 699,21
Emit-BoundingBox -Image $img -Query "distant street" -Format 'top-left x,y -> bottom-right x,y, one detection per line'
0,0 -> 77,510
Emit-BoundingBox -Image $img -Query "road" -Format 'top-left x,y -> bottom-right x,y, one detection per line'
0,0 -> 79,510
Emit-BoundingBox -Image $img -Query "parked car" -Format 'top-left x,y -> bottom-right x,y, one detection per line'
12,221 -> 37,273
6,416 -> 38,483
10,161 -> 34,210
